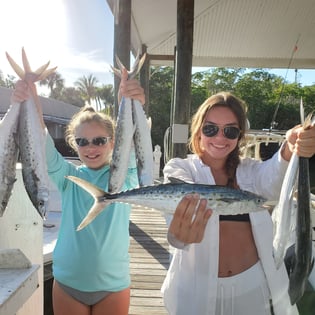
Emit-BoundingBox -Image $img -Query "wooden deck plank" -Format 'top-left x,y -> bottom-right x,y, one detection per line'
129,206 -> 169,315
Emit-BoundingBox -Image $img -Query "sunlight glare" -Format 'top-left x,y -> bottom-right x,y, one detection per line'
0,0 -> 67,77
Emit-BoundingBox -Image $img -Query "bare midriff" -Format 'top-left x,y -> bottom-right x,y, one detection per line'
218,221 -> 259,277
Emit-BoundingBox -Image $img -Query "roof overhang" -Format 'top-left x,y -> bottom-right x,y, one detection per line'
107,0 -> 315,69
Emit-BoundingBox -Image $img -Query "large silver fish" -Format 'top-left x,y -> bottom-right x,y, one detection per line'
66,175 -> 267,231
273,102 -> 313,268
108,95 -> 135,193
6,48 -> 56,218
288,114 -> 315,304
272,151 -> 299,268
109,54 -> 154,190
0,101 -> 21,216
131,93 -> 154,186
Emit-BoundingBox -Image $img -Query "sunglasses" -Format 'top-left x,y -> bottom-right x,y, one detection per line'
75,136 -> 112,147
202,123 -> 240,140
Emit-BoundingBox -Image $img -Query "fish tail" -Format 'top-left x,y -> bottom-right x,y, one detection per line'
65,176 -> 112,231
76,202 -> 109,231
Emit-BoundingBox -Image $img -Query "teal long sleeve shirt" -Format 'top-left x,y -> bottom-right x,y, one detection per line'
46,133 -> 139,292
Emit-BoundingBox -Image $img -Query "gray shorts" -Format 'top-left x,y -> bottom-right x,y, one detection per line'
56,281 -> 112,306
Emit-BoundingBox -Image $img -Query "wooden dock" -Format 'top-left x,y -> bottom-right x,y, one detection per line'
129,206 -> 170,315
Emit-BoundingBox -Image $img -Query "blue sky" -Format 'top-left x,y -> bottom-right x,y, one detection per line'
0,0 -> 314,95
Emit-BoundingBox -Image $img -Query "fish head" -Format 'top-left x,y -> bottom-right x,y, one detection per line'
253,194 -> 268,207
36,188 -> 50,218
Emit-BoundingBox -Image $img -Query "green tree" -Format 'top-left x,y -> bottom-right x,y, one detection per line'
0,74 -> 17,89
301,85 -> 315,117
75,74 -> 99,106
39,71 -> 65,98
57,87 -> 85,107
148,67 -> 174,152
271,82 -> 303,129
96,84 -> 114,115
0,70 -> 5,86
235,69 -> 281,129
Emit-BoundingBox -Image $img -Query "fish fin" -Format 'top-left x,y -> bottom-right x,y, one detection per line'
22,47 -> 33,73
111,53 -> 146,79
6,51 -> 25,79
76,202 -> 109,231
66,176 -> 113,230
34,61 -> 50,76
110,64 -> 122,78
302,111 -> 314,129
37,66 -> 58,81
167,177 -> 188,184
66,175 -> 107,198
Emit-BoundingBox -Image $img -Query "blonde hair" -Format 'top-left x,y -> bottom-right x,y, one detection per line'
65,106 -> 115,152
188,92 -> 248,187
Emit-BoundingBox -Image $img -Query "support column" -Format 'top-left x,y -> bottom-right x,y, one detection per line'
172,0 -> 194,158
113,0 -> 131,118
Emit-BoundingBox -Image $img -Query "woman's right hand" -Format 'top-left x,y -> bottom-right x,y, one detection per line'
10,80 -> 30,104
169,194 -> 212,244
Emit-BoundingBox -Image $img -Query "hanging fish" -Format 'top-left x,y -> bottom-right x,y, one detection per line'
0,101 -> 21,216
109,54 -> 154,192
6,47 -> 56,218
288,113 -> 315,304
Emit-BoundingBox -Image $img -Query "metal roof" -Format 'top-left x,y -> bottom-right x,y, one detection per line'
107,0 -> 315,69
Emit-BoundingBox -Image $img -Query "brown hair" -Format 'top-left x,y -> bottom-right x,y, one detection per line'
65,106 -> 115,152
189,92 -> 248,187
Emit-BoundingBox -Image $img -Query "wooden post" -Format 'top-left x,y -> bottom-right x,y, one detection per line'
113,0 -> 131,118
172,0 -> 194,158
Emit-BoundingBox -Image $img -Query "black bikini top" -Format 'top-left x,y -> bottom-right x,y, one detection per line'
219,214 -> 250,222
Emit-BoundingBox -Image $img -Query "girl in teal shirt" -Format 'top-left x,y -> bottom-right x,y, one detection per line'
12,70 -> 145,315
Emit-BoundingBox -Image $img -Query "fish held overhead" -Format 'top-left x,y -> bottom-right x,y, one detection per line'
65,175 -> 267,231
0,102 -> 21,216
109,53 -> 153,192
4,48 -> 57,218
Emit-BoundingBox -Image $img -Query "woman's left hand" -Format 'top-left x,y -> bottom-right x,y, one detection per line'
285,123 -> 315,158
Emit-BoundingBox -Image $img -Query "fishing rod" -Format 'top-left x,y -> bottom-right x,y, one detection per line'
269,34 -> 301,131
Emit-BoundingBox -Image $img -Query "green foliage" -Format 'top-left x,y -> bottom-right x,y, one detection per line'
148,67 -> 315,152
148,67 -> 174,150
1,63 -> 314,153
74,74 -> 99,106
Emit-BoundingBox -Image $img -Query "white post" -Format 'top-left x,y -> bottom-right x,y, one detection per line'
153,145 -> 162,180
0,165 -> 43,315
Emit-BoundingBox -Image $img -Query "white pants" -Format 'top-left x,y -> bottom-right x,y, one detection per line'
216,261 -> 273,315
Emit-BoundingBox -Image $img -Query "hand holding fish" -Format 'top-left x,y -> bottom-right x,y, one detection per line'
10,80 -> 31,104
282,122 -> 315,160
118,67 -> 145,105
293,123 -> 315,157
169,194 -> 212,244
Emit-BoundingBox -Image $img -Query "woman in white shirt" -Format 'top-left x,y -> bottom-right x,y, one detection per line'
161,92 -> 315,315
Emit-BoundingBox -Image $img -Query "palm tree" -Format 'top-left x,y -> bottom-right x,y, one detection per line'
39,71 -> 65,98
74,74 -> 99,106
96,84 -> 115,114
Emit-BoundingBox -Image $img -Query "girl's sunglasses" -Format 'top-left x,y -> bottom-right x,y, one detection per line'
202,123 -> 240,140
75,136 -> 112,147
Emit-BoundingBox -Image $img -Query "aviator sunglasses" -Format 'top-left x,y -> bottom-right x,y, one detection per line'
75,136 -> 112,147
202,123 -> 241,140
